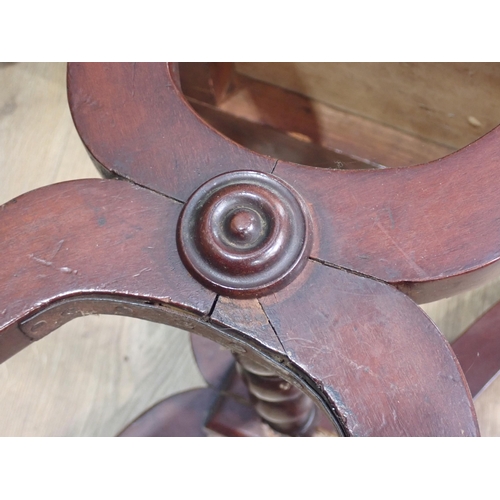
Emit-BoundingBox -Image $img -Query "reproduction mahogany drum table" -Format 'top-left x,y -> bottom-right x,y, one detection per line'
1,63 -> 500,437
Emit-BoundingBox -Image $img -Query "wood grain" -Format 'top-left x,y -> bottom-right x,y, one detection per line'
275,126 -> 500,304
70,63 -> 500,304
67,63 -> 276,202
0,63 -> 205,436
452,300 -> 500,398
2,63 -> 500,435
236,63 -> 500,150
0,180 -> 215,325
211,73 -> 454,168
260,260 -> 478,436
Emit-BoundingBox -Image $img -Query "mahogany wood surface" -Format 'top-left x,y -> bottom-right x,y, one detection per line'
0,179 -> 216,363
126,334 -> 339,437
0,176 -> 479,435
190,332 -> 234,388
3,62 -> 499,436
203,365 -> 339,437
67,63 -> 276,202
68,63 -> 500,304
453,300 -> 500,398
260,260 -> 478,436
274,127 -> 500,304
235,354 -> 318,436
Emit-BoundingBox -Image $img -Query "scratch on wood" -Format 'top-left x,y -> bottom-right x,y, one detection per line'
463,351 -> 480,375
337,351 -> 379,379
50,239 -> 65,259
60,267 -> 77,274
29,254 -> 78,275
374,219 -> 427,276
132,267 -> 152,278
30,255 -> 53,267
385,207 -> 395,229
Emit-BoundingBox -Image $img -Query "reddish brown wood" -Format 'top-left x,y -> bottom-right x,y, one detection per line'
260,260 -> 478,436
190,333 -> 234,388
0,180 -> 347,434
2,62 -> 494,436
205,384 -> 339,437
274,126 -> 500,304
193,302 -> 320,436
68,63 -> 500,304
210,296 -> 286,358
194,344 -> 338,437
453,301 -> 500,398
123,333 -> 338,437
0,179 -> 218,362
205,389 -> 276,437
177,170 -> 311,297
67,63 -> 276,202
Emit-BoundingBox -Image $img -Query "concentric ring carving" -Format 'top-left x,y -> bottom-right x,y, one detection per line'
177,170 -> 311,298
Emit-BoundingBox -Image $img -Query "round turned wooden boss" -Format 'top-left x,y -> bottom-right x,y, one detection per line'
177,171 -> 311,298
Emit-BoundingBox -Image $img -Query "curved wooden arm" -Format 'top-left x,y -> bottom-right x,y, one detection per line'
67,63 -> 275,202
259,260 -> 478,436
275,127 -> 500,303
68,63 -> 500,303
0,179 -> 215,361
453,300 -> 500,398
0,179 -> 478,435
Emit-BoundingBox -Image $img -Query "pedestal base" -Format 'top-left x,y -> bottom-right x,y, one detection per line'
119,334 -> 338,437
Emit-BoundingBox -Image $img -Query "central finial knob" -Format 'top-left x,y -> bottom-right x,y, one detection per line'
177,170 -> 311,298
227,209 -> 263,245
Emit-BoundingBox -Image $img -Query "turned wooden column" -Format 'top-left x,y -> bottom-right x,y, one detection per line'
1,62 -> 492,436
234,354 -> 317,436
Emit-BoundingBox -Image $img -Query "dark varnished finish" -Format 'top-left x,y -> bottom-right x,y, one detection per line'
0,179 -> 216,362
2,62 -> 497,436
274,126 -> 500,304
68,63 -> 500,304
0,181 -> 346,434
177,170 -> 311,298
260,260 -> 478,436
0,180 -> 345,433
453,301 -> 500,398
67,63 -> 276,202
